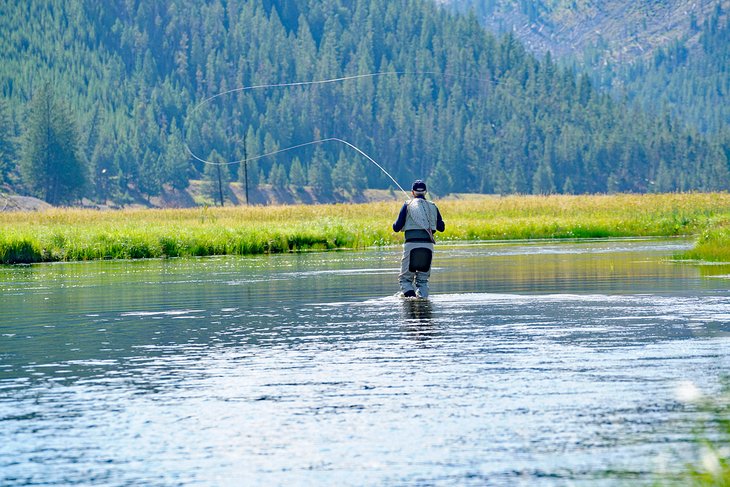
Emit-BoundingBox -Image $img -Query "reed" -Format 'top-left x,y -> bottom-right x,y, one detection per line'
656,381 -> 730,486
2,193 -> 729,264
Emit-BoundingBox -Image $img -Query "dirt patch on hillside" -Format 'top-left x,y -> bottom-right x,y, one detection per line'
0,193 -> 53,212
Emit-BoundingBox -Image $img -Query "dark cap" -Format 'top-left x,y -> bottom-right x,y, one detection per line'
412,180 -> 427,193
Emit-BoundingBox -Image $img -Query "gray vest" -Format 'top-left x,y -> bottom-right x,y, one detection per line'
402,198 -> 438,232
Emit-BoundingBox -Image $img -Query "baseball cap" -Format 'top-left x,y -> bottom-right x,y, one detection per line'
412,180 -> 427,193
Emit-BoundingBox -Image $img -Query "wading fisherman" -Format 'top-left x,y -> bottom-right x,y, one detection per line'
392,180 -> 445,298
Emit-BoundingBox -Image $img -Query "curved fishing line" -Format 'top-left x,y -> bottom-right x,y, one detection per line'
184,70 -> 496,196
188,71 -> 401,115
187,136 -> 408,196
186,70 -> 493,120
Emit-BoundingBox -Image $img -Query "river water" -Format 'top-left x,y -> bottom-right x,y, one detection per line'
1,239 -> 730,485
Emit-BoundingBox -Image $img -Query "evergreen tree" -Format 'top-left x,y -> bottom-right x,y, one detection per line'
331,151 -> 353,194
137,149 -> 163,200
20,85 -> 86,205
114,140 -> 136,199
308,146 -> 332,196
163,120 -> 190,191
348,158 -> 368,196
562,176 -> 575,194
289,156 -> 307,187
0,100 -> 15,184
89,128 -> 119,203
202,150 -> 229,206
653,160 -> 674,193
532,158 -> 556,194
428,162 -> 453,197
237,127 -> 260,203
268,162 -> 288,187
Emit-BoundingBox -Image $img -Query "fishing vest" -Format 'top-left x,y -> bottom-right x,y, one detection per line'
402,198 -> 439,232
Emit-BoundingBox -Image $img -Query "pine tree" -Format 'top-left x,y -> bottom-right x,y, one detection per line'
428,163 -> 453,197
89,128 -> 119,203
308,146 -> 333,196
654,160 -> 674,193
532,158 -> 556,194
0,100 -> 15,184
137,148 -> 163,201
289,157 -> 307,187
331,151 -> 353,194
237,127 -> 260,204
20,84 -> 87,205
163,120 -> 190,191
348,158 -> 368,196
268,162 -> 288,188
202,150 -> 229,206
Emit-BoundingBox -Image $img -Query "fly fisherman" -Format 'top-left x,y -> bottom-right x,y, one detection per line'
392,180 -> 445,298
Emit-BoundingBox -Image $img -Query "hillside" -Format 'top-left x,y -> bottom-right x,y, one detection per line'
439,0 -> 730,135
0,0 -> 728,208
437,0 -> 726,62
602,4 -> 730,134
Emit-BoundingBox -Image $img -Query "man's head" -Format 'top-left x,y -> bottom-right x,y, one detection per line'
412,179 -> 427,196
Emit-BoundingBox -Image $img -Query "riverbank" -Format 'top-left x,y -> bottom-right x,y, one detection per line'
2,193 -> 729,264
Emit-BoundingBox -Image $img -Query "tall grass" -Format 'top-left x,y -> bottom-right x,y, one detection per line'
1,193 -> 729,264
656,381 -> 730,486
677,217 -> 730,263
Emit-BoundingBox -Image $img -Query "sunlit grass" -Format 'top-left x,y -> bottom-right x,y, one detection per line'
2,193 -> 730,264
678,217 -> 730,263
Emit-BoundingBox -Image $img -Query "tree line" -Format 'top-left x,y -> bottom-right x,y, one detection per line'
1,0 -> 729,206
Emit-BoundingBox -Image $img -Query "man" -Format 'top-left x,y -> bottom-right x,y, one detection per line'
392,180 -> 445,298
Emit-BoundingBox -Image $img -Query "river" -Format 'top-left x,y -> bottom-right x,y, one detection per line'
1,239 -> 729,485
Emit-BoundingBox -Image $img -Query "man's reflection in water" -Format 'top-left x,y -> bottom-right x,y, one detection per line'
401,298 -> 437,340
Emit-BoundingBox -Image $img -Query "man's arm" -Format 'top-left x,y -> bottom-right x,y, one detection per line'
392,203 -> 408,232
436,208 -> 445,232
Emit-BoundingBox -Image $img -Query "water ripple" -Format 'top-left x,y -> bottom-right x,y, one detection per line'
1,240 -> 729,485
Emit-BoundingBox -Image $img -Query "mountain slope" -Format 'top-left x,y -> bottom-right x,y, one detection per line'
437,0 -> 726,62
439,0 -> 730,136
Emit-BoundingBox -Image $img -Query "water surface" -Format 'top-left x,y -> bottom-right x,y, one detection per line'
2,239 -> 730,485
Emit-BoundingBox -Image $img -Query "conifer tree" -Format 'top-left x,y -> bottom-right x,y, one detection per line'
138,149 -> 163,201
0,100 -> 15,184
20,84 -> 86,205
202,150 -> 229,206
268,162 -> 288,188
348,159 -> 368,196
163,120 -> 190,191
308,146 -> 333,196
532,158 -> 556,194
331,151 -> 353,194
289,157 -> 307,187
89,128 -> 119,203
237,127 -> 260,203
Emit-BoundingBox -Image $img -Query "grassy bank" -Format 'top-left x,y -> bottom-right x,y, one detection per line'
677,216 -> 730,263
2,193 -> 730,264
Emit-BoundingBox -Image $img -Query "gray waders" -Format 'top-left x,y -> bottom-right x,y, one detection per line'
399,241 -> 434,298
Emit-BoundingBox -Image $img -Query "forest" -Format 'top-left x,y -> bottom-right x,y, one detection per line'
605,3 -> 730,135
1,0 -> 729,206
